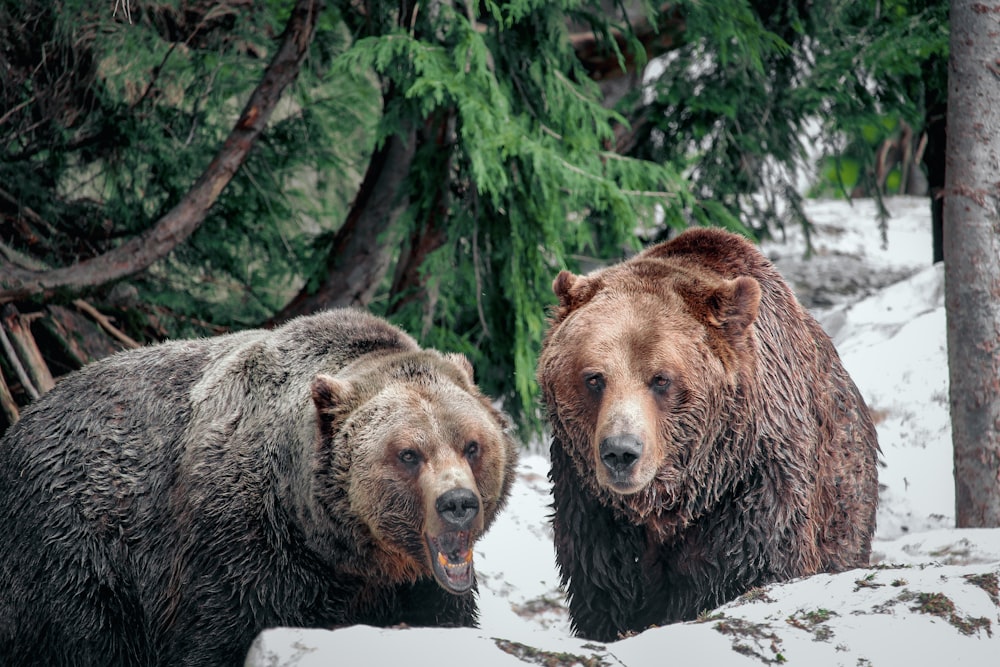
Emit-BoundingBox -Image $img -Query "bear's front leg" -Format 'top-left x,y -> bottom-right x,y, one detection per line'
549,439 -> 647,642
396,577 -> 480,627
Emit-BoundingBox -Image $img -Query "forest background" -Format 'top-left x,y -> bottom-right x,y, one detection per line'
0,0 -> 949,436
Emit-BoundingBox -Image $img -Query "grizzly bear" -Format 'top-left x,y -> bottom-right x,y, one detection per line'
537,227 -> 879,641
0,308 -> 517,666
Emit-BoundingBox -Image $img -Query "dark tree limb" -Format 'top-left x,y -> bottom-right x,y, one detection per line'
271,116 -> 417,323
41,304 -> 124,366
386,109 -> 456,332
569,4 -> 684,82
271,0 -> 423,324
0,0 -> 324,304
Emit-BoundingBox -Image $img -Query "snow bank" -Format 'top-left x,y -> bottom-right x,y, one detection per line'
246,198 -> 1000,667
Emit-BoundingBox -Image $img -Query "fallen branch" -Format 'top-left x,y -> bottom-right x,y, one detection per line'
41,306 -> 90,368
73,299 -> 140,349
0,0 -> 324,304
1,305 -> 55,395
0,318 -> 38,400
0,369 -> 17,426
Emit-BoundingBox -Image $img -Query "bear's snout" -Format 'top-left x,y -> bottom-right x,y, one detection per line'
599,434 -> 643,475
435,487 -> 481,530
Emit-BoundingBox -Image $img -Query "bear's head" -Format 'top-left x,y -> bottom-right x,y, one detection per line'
538,254 -> 761,525
310,351 -> 517,594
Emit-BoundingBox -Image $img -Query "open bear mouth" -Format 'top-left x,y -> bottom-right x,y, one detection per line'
426,531 -> 474,594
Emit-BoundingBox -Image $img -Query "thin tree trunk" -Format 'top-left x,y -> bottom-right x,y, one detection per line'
922,52 -> 948,264
0,0 -> 323,304
387,215 -> 447,334
386,110 -> 455,329
272,0 -> 423,324
271,122 -> 416,322
945,0 -> 1000,527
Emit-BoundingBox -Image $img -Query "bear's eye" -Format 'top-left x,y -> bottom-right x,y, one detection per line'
583,372 -> 605,394
464,441 -> 480,459
651,374 -> 672,394
398,449 -> 422,467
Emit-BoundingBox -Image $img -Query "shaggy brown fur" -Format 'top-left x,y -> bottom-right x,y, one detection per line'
538,227 -> 879,641
0,308 -> 517,666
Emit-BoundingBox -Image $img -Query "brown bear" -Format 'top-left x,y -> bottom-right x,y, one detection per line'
537,227 -> 879,641
0,308 -> 517,666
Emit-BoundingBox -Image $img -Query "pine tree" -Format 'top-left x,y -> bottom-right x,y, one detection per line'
0,0 -> 951,436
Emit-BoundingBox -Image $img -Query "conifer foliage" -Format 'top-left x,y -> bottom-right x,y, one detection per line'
0,0 -> 947,434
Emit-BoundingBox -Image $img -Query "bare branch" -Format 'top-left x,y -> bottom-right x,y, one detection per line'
0,0 -> 324,304
271,120 -> 417,323
1,305 -> 55,395
0,368 -> 18,426
0,311 -> 39,400
73,299 -> 140,349
0,326 -> 36,401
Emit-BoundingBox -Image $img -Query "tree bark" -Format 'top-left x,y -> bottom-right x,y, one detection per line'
945,0 -> 1000,527
386,110 -> 455,329
922,52 -> 948,264
272,0 -> 424,324
271,122 -> 416,323
0,0 -> 324,304
1,305 -> 54,396
0,370 -> 17,428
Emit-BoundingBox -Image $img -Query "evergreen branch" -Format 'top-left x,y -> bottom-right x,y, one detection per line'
619,188 -> 679,198
0,0 -> 324,304
552,149 -> 676,199
553,69 -> 595,105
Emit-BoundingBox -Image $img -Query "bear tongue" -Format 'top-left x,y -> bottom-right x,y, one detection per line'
427,531 -> 474,594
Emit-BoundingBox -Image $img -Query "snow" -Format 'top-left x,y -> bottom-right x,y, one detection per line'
245,196 -> 1000,666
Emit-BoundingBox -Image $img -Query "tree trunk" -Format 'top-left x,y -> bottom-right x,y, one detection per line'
0,0 -> 323,304
386,110 -> 455,331
272,0 -> 426,324
922,52 -> 948,265
271,122 -> 416,323
945,0 -> 1000,527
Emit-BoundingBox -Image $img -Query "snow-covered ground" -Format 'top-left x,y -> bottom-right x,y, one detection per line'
246,197 -> 1000,666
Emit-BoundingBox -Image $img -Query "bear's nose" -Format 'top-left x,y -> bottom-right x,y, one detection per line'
599,434 -> 643,474
435,488 -> 481,530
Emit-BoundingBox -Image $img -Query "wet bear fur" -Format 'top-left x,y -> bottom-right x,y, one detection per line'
537,227 -> 879,641
0,308 -> 517,665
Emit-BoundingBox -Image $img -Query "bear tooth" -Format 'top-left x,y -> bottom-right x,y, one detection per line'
437,551 -> 473,569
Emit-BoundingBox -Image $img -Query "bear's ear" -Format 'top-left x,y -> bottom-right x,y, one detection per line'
445,353 -> 475,384
311,374 -> 353,426
705,276 -> 761,338
552,270 -> 600,313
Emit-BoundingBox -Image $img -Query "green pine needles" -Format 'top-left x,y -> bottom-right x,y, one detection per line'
0,0 -> 948,437
339,1 -> 700,431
